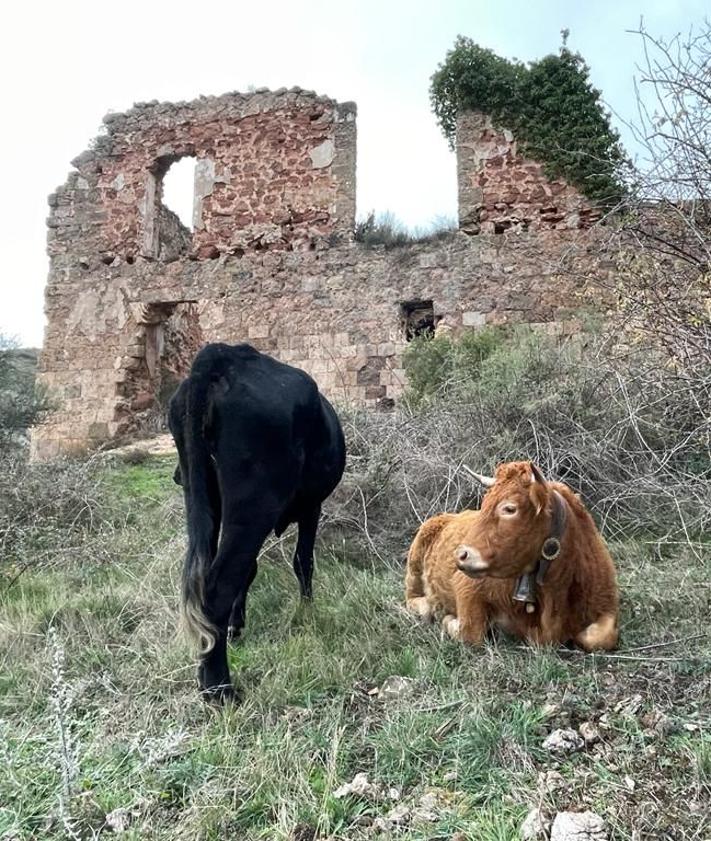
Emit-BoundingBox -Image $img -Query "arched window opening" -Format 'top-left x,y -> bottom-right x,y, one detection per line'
154,156 -> 197,260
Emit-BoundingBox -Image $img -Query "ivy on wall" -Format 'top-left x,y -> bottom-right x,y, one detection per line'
430,36 -> 626,205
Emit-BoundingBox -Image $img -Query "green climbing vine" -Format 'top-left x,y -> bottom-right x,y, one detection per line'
430,35 -> 626,205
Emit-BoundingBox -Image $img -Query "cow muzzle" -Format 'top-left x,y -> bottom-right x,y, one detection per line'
456,545 -> 490,578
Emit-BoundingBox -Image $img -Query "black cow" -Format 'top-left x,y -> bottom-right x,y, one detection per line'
168,343 -> 346,702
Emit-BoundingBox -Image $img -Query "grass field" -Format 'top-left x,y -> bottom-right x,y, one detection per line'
1,454 -> 709,840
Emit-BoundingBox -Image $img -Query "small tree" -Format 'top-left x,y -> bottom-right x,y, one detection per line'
0,336 -> 52,453
430,35 -> 627,205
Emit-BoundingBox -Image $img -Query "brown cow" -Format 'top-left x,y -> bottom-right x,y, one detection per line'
405,461 -> 619,651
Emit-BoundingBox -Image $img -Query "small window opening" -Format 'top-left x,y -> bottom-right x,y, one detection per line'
400,300 -> 436,341
162,157 -> 197,231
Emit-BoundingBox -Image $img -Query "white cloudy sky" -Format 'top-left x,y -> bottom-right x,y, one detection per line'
0,0 -> 706,345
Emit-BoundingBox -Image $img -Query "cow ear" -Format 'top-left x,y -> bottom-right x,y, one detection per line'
529,462 -> 548,515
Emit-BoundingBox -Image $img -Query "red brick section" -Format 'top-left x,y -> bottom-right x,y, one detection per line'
456,112 -> 601,235
33,98 -> 611,460
58,88 -> 357,264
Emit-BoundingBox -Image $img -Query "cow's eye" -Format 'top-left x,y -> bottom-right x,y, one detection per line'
500,503 -> 518,516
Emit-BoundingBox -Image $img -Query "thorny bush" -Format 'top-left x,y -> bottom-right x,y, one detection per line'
326,327 -> 710,561
0,456 -> 107,580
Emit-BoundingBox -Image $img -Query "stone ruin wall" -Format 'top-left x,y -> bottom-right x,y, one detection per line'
33,89 -> 609,459
456,112 -> 601,235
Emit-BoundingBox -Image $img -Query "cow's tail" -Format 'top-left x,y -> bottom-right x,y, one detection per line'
180,371 -> 219,654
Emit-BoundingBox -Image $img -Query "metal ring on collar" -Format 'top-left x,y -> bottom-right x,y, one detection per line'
541,537 -> 561,561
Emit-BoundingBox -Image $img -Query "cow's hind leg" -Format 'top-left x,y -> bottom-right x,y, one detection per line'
292,504 -> 321,599
199,523 -> 270,703
227,563 -> 257,642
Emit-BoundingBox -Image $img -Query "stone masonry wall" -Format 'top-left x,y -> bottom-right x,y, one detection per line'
61,88 -> 357,264
457,112 -> 601,235
33,96 -> 606,459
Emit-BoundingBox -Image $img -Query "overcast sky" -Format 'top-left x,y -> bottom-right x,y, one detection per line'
0,0 -> 706,346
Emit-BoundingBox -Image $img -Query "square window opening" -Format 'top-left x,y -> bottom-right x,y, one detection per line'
400,300 -> 437,341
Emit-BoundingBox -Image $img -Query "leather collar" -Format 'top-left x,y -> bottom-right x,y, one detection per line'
513,490 -> 568,613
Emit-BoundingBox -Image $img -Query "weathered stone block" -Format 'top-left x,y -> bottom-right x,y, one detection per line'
88,422 -> 109,439
248,323 -> 270,340
462,311 -> 486,327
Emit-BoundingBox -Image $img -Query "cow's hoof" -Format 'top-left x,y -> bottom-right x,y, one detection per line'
291,599 -> 313,627
576,613 -> 618,652
227,625 -> 241,643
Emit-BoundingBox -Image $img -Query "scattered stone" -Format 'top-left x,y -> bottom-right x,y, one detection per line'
521,807 -> 551,839
105,809 -> 131,833
578,721 -> 600,745
414,791 -> 440,822
542,702 -> 561,720
372,802 -> 411,833
370,790 -> 447,833
377,675 -> 415,702
333,772 -> 381,800
550,811 -> 607,841
537,770 -> 567,795
543,728 -> 585,755
283,705 -> 313,724
290,823 -> 317,841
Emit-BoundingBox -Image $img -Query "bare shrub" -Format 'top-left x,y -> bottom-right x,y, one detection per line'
0,456 -> 106,580
326,327 -> 710,561
598,24 -> 710,407
355,212 -> 457,250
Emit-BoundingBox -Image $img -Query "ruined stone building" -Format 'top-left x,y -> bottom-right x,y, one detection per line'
33,88 -> 605,459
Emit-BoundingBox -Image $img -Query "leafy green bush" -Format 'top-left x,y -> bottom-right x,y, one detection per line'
402,327 -> 506,404
430,36 -> 626,205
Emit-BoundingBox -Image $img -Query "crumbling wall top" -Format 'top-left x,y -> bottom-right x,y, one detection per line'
456,111 -> 600,235
51,87 -> 357,264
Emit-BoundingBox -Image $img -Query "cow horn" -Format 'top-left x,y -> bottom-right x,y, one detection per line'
530,463 -> 547,484
463,465 -> 495,487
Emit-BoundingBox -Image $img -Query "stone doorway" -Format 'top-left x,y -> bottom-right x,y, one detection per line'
114,301 -> 204,438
